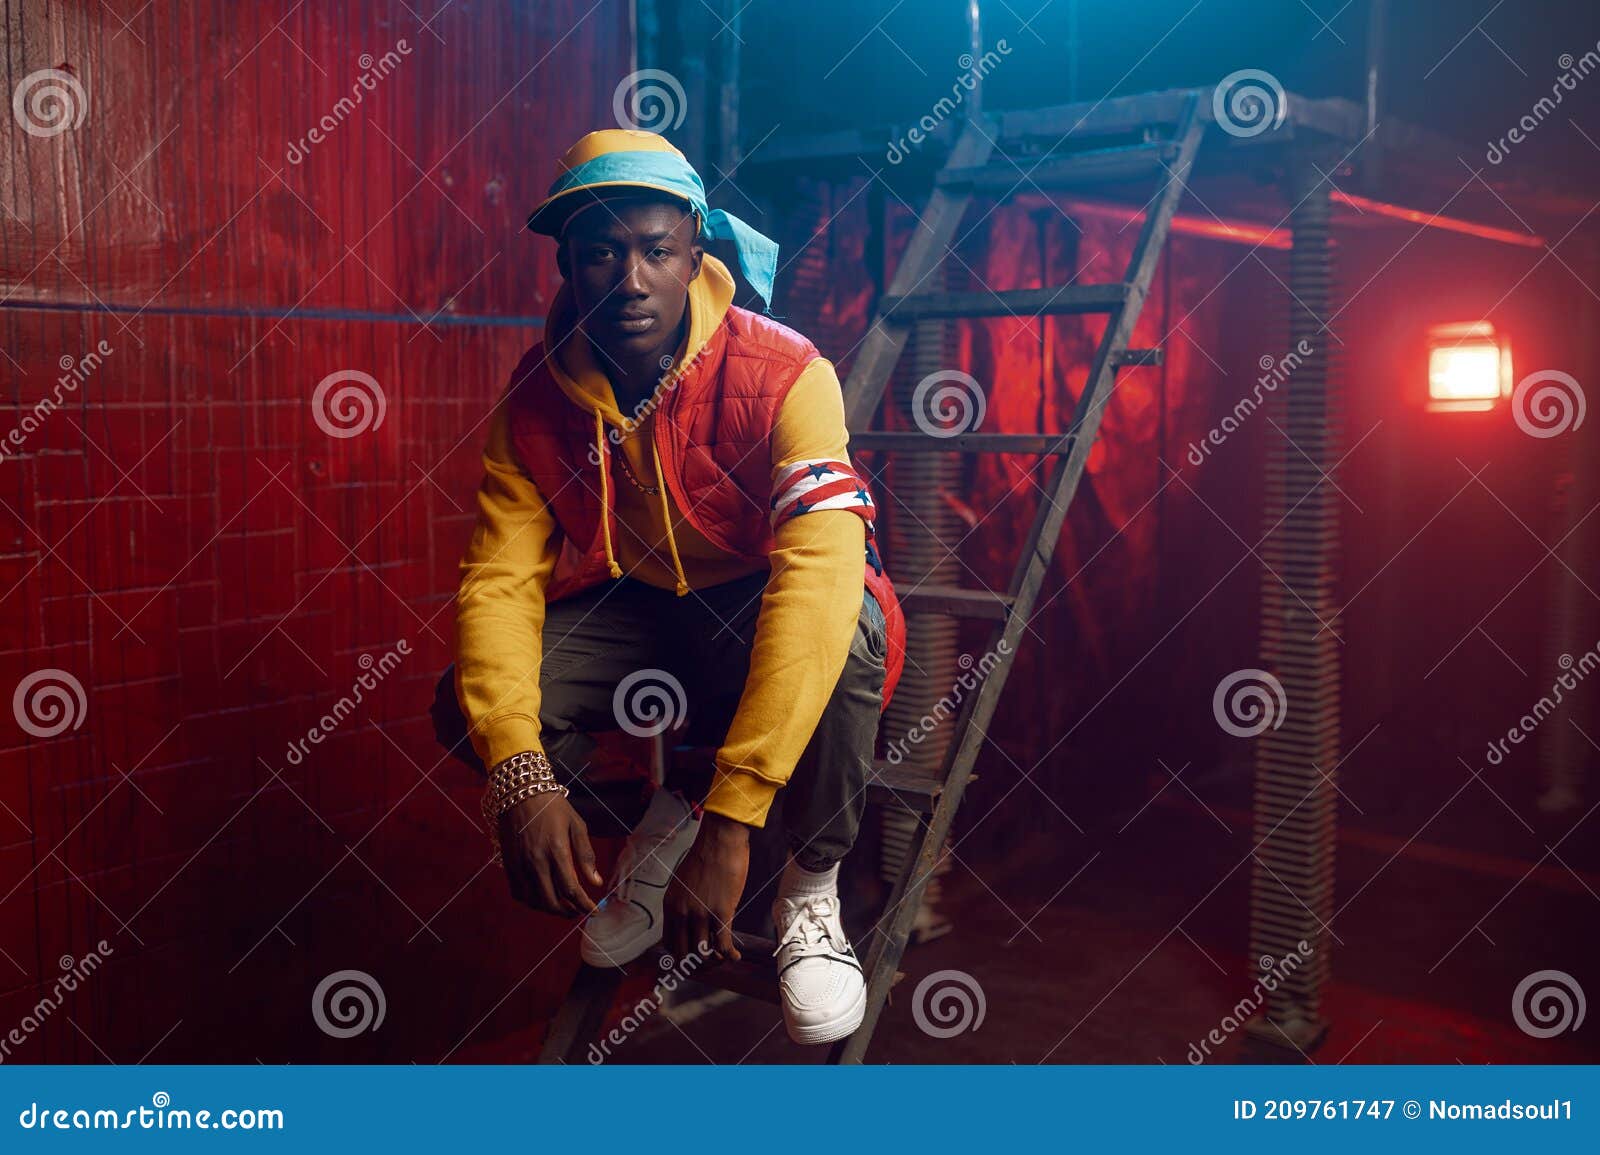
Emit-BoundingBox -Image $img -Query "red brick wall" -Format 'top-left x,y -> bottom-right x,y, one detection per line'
1,0 -> 630,1062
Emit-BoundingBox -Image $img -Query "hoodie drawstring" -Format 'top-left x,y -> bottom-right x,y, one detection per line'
593,408 -> 690,597
651,437 -> 691,597
593,410 -> 624,579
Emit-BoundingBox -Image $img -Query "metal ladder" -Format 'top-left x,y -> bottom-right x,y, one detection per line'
537,91 -> 1207,1065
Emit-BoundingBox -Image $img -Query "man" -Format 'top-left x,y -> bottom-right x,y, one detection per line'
430,129 -> 906,1046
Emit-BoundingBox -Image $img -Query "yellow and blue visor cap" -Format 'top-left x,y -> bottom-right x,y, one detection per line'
527,129 -> 779,312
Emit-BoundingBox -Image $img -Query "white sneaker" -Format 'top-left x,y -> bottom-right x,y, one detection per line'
772,892 -> 866,1045
580,788 -> 701,967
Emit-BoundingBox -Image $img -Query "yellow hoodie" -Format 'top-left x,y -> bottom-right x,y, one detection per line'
453,254 -> 866,826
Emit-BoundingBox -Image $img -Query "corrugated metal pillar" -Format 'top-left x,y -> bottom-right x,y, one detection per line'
878,268 -> 962,943
1244,151 -> 1341,1054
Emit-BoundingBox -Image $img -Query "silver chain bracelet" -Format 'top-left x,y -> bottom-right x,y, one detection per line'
481,750 -> 568,866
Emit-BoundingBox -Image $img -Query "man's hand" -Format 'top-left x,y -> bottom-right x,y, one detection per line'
498,792 -> 603,917
664,813 -> 749,962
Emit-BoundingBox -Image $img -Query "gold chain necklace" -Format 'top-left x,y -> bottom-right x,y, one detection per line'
610,438 -> 660,496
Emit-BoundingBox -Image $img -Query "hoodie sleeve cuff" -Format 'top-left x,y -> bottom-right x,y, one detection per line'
476,713 -> 544,771
702,765 -> 780,828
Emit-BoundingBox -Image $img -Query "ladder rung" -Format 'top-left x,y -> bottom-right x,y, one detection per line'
1112,347 -> 1164,367
620,935 -> 780,1003
938,142 -> 1175,190
898,585 -> 1014,622
868,759 -> 970,813
639,931 -> 774,966
852,431 -> 1075,455
880,284 -> 1128,322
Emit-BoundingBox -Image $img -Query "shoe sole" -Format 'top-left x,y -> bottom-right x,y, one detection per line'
579,934 -> 659,966
783,983 -> 867,1046
579,918 -> 663,969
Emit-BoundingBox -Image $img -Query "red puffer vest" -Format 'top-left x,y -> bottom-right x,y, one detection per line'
503,305 -> 906,712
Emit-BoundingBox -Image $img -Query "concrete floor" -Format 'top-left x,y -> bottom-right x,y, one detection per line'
590,787 -> 1598,1065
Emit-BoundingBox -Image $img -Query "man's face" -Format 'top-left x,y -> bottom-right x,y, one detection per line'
558,196 -> 703,361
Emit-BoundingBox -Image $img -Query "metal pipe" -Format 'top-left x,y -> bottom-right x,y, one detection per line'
1364,0 -> 1388,190
965,0 -> 984,118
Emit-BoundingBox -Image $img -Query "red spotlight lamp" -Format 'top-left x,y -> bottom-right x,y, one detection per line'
1426,321 -> 1511,412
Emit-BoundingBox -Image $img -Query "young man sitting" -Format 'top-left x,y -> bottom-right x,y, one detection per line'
430,128 -> 905,1045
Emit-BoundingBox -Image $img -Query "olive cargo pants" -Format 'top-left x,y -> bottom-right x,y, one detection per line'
430,568 -> 888,871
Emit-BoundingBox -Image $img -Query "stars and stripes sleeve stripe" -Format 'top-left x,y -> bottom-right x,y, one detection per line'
769,457 -> 877,530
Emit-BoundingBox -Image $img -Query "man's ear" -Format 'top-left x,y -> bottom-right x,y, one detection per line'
688,241 -> 704,282
555,240 -> 570,281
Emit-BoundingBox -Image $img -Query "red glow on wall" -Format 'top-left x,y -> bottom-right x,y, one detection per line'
1333,192 -> 1546,249
1059,198 -> 1292,250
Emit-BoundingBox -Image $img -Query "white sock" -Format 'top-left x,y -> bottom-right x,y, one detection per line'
779,855 -> 838,900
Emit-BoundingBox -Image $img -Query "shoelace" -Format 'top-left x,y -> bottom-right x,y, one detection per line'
772,895 -> 842,958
